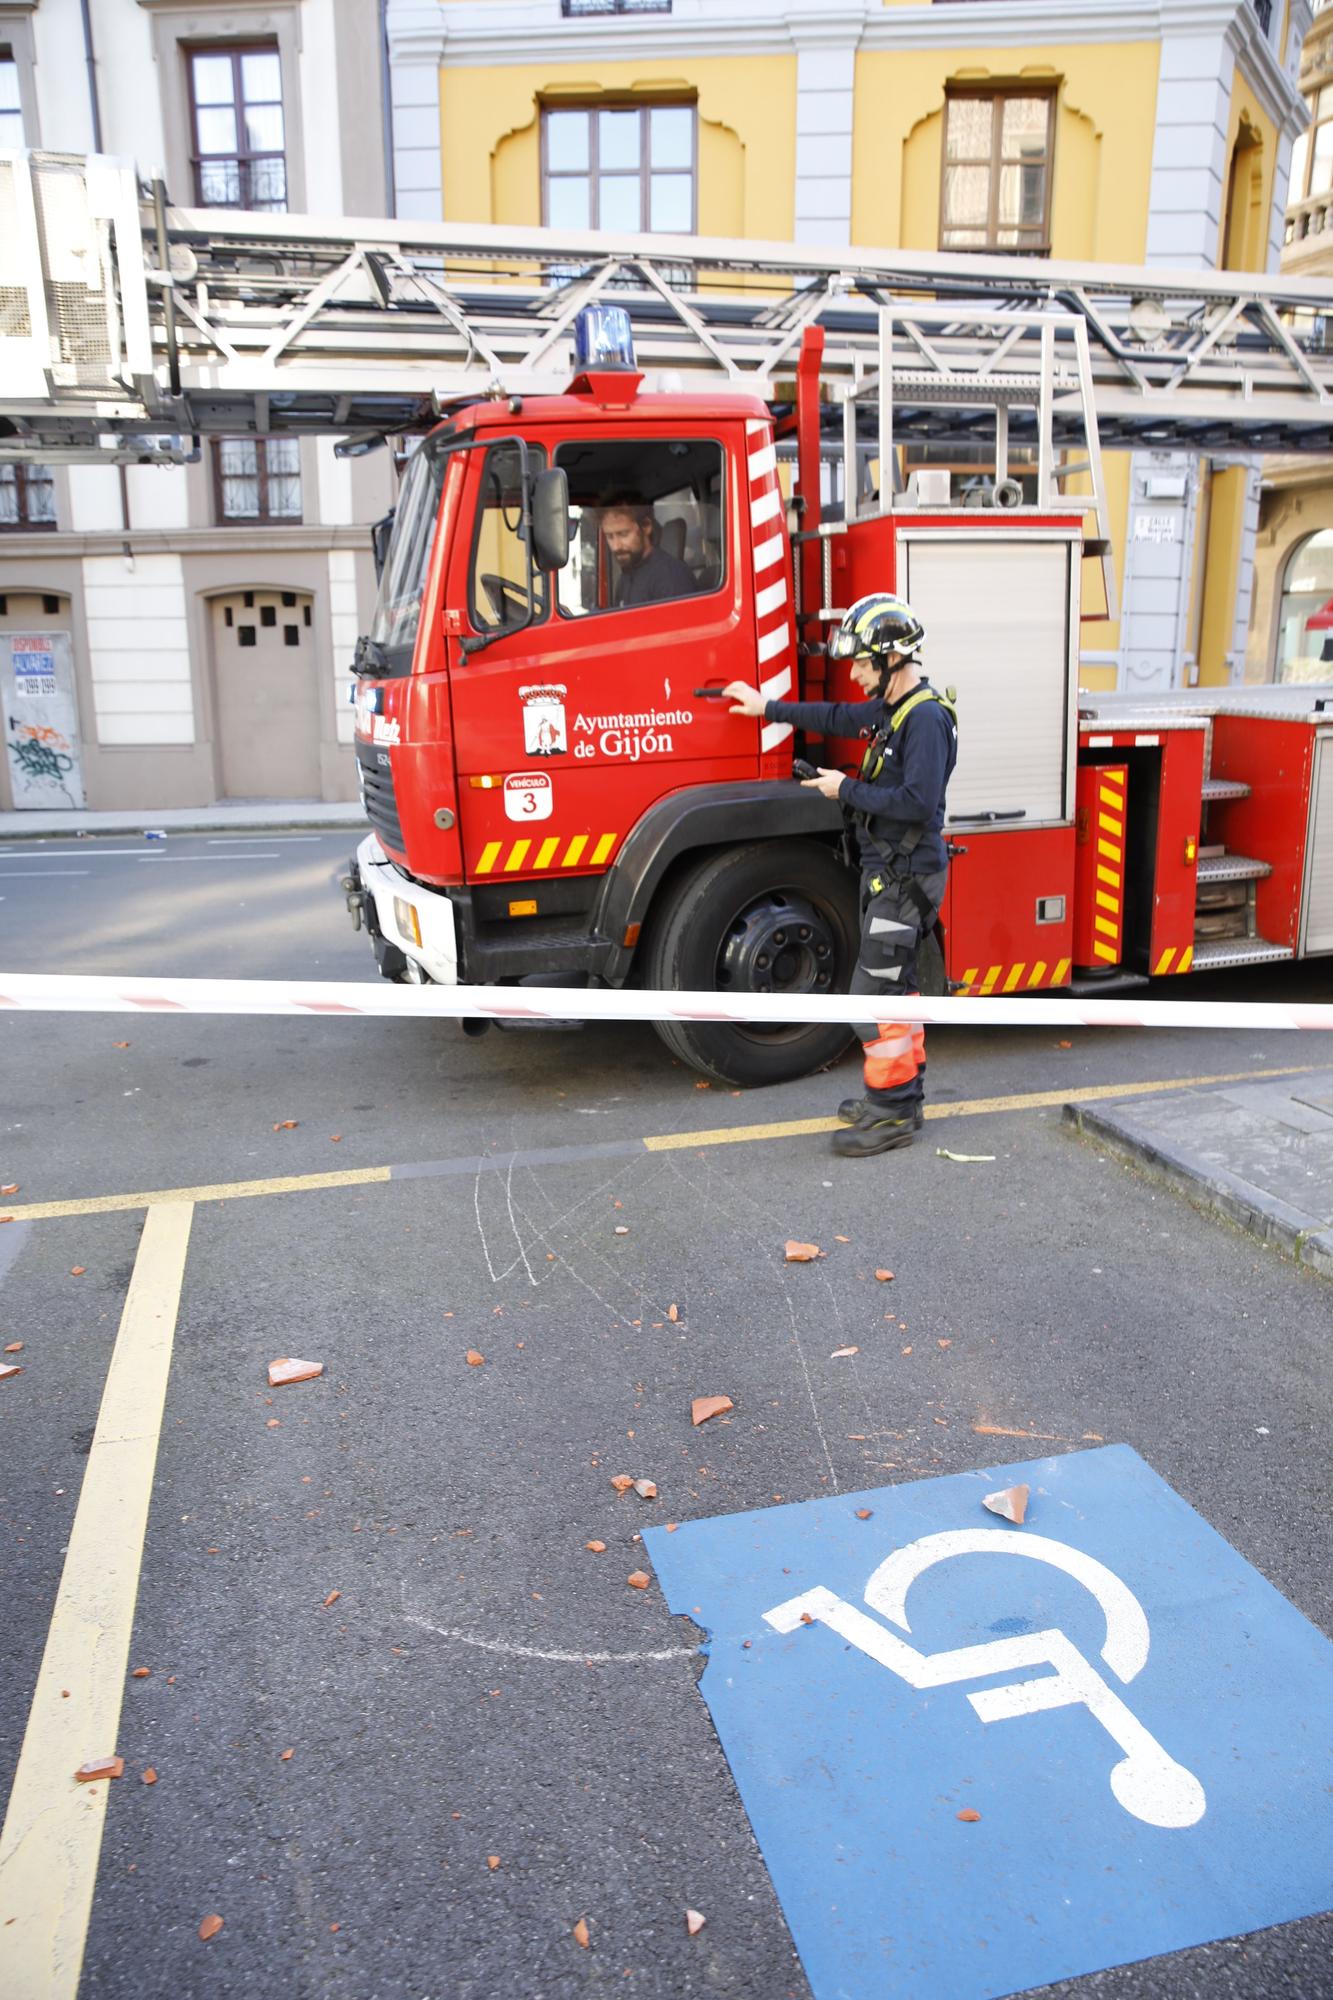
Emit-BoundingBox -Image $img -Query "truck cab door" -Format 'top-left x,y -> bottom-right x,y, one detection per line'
447,428 -> 761,887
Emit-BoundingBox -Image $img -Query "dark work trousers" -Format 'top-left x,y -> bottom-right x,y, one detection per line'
848,863 -> 948,1110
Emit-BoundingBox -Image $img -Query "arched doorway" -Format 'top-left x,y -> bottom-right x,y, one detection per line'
1274,531 -> 1333,683
209,587 -> 319,798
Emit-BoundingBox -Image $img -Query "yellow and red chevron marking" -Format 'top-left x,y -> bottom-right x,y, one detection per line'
1153,945 -> 1195,976
958,959 -> 1073,994
473,832 -> 618,877
1074,763 -> 1126,968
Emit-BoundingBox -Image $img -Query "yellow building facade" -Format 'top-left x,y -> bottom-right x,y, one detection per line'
385,0 -> 1311,693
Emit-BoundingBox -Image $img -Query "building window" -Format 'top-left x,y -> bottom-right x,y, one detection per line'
0,51 -> 25,147
553,437 -> 724,619
188,44 -> 286,210
1287,87 -> 1333,209
542,103 -> 695,234
213,438 -> 302,522
0,464 -> 56,531
940,90 -> 1054,254
1274,529 -> 1333,683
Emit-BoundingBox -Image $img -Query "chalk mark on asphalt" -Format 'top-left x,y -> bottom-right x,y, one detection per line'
402,1610 -> 697,1665
515,1161 -> 681,1329
663,1152 -> 841,1495
504,1155 -> 538,1288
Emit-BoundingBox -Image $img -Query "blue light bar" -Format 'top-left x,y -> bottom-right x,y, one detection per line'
573,304 -> 636,372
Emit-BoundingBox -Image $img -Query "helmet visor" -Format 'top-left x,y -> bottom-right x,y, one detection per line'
827,627 -> 866,660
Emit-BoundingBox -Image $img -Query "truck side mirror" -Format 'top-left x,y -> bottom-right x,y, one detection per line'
530,468 -> 572,571
371,508 -> 396,582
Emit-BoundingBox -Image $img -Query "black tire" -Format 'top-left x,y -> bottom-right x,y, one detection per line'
642,839 -> 859,1087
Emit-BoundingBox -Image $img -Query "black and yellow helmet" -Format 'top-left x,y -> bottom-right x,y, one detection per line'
828,592 -> 926,665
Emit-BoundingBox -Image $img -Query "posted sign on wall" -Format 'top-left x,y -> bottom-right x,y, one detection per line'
4,631 -> 85,809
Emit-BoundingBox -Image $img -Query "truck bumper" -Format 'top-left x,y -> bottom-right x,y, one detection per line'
349,833 -> 459,985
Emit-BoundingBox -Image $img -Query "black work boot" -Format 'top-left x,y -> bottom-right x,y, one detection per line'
840,1065 -> 926,1124
831,1106 -> 924,1157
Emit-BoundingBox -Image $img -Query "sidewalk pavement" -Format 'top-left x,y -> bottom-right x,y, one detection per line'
1066,1069 -> 1333,1280
0,802 -> 368,839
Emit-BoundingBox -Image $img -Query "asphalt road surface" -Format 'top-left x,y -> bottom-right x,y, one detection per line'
1,835 -> 1330,2000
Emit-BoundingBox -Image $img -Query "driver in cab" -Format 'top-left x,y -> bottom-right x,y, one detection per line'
602,500 -> 697,609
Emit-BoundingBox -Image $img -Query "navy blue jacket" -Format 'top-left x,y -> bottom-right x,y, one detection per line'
765,677 -> 958,874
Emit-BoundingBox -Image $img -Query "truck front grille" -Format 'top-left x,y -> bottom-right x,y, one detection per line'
355,739 -> 404,850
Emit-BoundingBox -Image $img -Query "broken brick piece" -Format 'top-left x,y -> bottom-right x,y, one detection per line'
0,1364 -> 22,1381
131,1667 -> 151,1679
323,1590 -> 341,1608
465,1350 -> 485,1367
633,1479 -> 657,1500
626,1570 -> 651,1590
874,1270 -> 894,1282
855,1509 -> 873,1520
198,1914 -> 224,1942
982,1484 -> 1030,1526
3,1341 -> 21,1353
609,1474 -> 634,1494
487,1855 -> 501,1871
691,1395 -> 733,1427
685,1909 -> 706,1937
267,1358 -> 323,1387
783,1240 -> 823,1263
584,1541 -> 607,1554
75,1757 -> 124,1783
142,1768 -> 157,1785
572,1917 -> 590,1949
957,1807 -> 982,1823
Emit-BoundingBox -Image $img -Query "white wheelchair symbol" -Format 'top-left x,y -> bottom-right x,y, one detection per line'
764,1529 -> 1206,1830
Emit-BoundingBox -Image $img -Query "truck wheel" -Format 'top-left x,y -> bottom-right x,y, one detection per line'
643,840 -> 858,1087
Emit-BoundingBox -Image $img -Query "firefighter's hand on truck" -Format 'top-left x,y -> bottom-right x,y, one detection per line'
800,768 -> 847,801
724,681 -> 767,717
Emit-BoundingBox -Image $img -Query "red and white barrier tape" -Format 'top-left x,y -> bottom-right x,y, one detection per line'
0,972 -> 1330,1032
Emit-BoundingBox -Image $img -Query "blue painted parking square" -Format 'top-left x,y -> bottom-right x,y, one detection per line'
643,1445 -> 1333,2000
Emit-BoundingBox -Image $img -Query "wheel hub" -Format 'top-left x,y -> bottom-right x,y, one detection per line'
717,891 -> 837,997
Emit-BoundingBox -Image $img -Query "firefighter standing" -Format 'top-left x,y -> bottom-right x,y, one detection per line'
725,592 -> 957,1157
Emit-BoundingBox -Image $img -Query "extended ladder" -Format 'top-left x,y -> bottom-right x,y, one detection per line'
4,149 -> 1333,465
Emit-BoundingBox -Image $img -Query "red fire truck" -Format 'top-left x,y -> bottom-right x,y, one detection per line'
341,304 -> 1332,1085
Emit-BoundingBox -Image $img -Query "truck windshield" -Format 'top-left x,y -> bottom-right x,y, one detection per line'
369,443 -> 448,670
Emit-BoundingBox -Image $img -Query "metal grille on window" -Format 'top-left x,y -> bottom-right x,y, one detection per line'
190,46 -> 287,212
264,437 -> 301,517
217,438 -> 301,522
0,463 -> 56,528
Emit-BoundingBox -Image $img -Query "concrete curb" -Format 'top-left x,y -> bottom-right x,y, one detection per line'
1064,1101 -> 1333,1281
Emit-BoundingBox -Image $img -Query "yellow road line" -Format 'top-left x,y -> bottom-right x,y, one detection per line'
0,1069 -> 1311,1216
1,1165 -> 390,1223
642,1066 -> 1309,1151
0,1203 -> 194,1999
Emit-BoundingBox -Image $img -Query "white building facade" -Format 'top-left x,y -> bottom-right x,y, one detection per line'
0,0 -> 394,811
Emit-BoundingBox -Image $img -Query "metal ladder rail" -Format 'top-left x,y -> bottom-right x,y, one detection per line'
7,151 -> 1333,457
